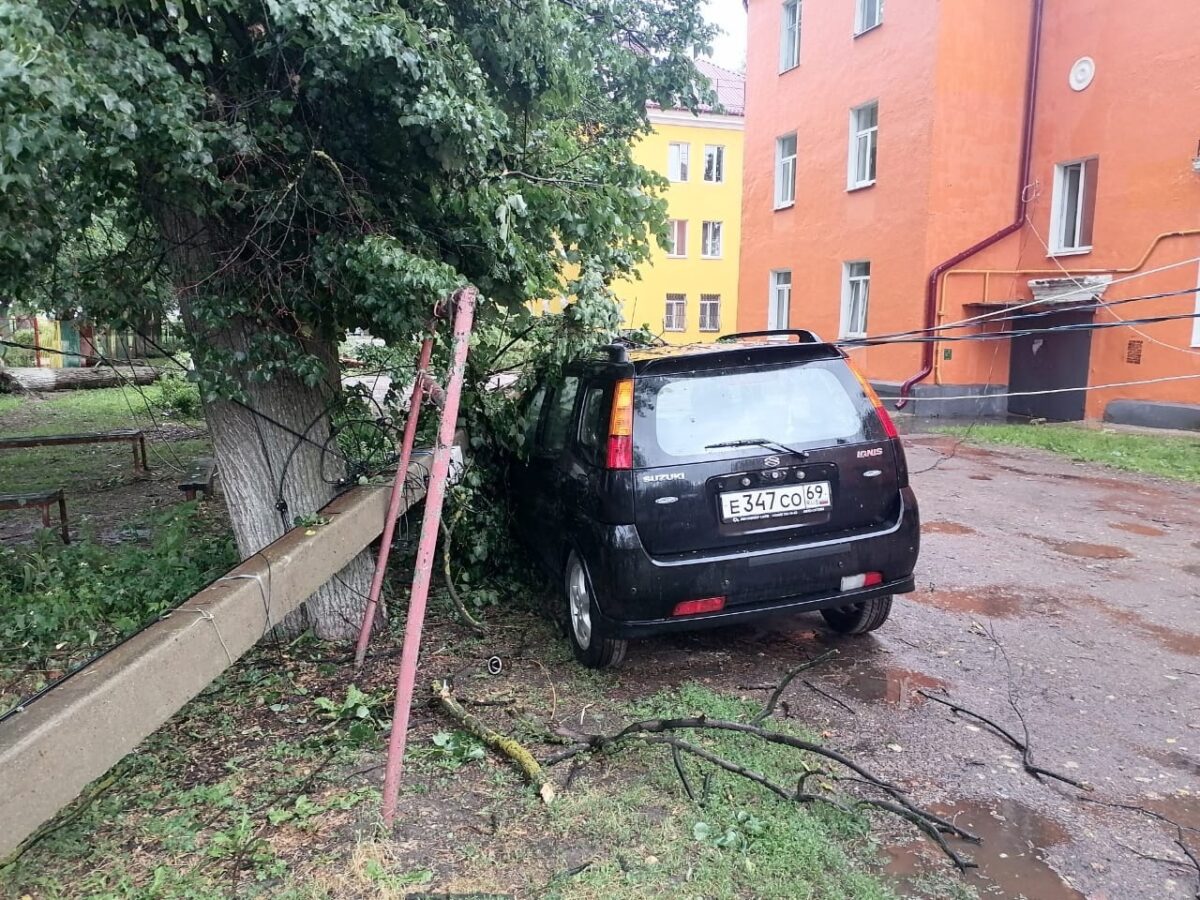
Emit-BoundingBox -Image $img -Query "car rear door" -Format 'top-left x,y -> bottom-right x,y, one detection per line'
630,357 -> 900,557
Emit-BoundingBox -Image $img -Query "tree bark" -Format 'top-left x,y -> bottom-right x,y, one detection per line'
195,327 -> 377,641
0,365 -> 159,392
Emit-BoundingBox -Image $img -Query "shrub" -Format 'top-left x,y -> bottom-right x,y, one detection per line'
1,328 -> 36,366
155,373 -> 203,418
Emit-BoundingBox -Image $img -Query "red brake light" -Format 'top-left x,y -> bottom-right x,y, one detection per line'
848,362 -> 899,439
605,378 -> 634,470
672,596 -> 726,616
863,571 -> 883,587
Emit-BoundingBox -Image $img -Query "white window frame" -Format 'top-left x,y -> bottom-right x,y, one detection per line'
774,133 -> 797,209
769,270 -> 792,330
848,101 -> 878,190
855,0 -> 883,35
668,142 -> 689,182
703,145 -> 725,183
1049,158 -> 1096,256
664,294 -> 687,332
841,261 -> 871,339
779,0 -> 801,72
666,219 -> 688,258
699,294 -> 721,332
701,221 -> 723,259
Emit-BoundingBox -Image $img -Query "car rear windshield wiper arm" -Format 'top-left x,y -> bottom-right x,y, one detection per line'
703,438 -> 809,458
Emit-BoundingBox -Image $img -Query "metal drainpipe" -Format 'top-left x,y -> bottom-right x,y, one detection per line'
896,0 -> 1045,409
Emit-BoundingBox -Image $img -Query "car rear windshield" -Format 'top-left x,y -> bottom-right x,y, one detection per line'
632,360 -> 880,467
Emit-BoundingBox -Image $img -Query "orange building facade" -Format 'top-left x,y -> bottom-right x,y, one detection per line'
738,0 -> 1200,423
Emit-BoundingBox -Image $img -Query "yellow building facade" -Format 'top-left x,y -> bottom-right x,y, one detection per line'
616,67 -> 745,343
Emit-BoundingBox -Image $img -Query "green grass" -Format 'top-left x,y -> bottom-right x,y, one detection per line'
0,384 -> 202,436
938,423 -> 1200,482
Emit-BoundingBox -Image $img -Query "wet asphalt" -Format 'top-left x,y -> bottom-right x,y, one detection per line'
623,431 -> 1200,899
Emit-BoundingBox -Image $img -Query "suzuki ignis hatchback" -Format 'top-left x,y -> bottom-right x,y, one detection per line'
511,331 -> 919,668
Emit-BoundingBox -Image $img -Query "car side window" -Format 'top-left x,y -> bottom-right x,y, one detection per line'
521,385 -> 547,451
576,384 -> 607,464
539,377 -> 580,455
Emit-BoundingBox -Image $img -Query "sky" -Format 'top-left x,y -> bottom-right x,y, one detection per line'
704,0 -> 748,72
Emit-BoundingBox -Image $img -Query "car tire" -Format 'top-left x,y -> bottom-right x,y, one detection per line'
821,596 -> 893,635
563,550 -> 627,669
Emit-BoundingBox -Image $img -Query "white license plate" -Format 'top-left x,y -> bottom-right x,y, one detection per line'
720,481 -> 832,523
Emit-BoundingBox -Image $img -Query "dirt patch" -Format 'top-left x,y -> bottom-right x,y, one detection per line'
909,586 -> 1026,619
885,798 -> 1084,900
1182,564 -> 1200,578
923,520 -> 975,536
969,474 -> 993,481
1037,537 -> 1131,560
1108,521 -> 1167,537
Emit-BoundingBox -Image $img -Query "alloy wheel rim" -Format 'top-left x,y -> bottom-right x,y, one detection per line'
568,560 -> 592,649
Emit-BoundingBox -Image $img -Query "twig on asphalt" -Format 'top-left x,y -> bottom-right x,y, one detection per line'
751,649 -> 839,725
801,678 -> 857,715
916,690 -> 1090,790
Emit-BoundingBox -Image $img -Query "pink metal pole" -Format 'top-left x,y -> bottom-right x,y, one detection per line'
353,335 -> 436,669
381,287 -> 476,826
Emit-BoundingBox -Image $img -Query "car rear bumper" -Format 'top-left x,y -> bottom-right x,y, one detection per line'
584,487 -> 920,638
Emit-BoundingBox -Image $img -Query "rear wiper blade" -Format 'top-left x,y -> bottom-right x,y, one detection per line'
703,438 -> 809,458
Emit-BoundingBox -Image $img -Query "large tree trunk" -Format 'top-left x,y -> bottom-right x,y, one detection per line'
0,365 -> 159,392
196,326 -> 377,640
158,210 -> 377,642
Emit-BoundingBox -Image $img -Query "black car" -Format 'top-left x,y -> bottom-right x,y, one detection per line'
511,330 -> 919,668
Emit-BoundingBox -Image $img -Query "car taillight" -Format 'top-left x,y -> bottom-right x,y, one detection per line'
606,378 -> 634,470
848,362 -> 907,485
672,596 -> 726,616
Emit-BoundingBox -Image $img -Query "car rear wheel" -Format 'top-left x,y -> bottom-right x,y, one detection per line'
821,596 -> 893,634
564,551 -> 627,669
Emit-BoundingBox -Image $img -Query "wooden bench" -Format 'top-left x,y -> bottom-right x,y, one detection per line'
178,457 -> 217,501
0,429 -> 148,472
0,490 -> 70,543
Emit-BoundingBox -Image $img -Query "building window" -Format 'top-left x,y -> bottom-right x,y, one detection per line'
668,142 -> 689,182
703,145 -> 725,183
701,221 -> 723,258
666,219 -> 687,257
779,0 -> 801,72
848,102 -> 878,189
855,0 -> 883,35
700,294 -> 721,332
769,271 -> 791,330
841,261 -> 871,338
1049,158 -> 1098,254
664,293 -> 687,332
775,133 -> 797,209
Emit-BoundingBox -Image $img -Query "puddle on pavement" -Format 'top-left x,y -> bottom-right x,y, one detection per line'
910,586 -> 1025,618
1108,521 -> 1167,537
1037,537 -> 1132,560
923,520 -> 976,536
885,798 -> 1085,900
833,663 -> 946,708
1076,596 -> 1200,657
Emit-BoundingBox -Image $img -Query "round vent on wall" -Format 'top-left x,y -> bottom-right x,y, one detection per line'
1069,57 -> 1096,91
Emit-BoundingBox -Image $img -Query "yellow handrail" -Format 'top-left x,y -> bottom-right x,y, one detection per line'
933,229 -> 1200,383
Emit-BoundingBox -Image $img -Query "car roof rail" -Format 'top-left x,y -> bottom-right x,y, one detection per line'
716,329 -> 824,344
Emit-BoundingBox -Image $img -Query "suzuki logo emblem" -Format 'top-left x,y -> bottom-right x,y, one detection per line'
763,455 -> 781,468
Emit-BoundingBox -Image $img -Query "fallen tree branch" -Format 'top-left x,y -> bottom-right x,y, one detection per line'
917,690 -> 1090,790
439,512 -> 485,633
434,681 -> 553,803
544,712 -> 979,870
751,649 -> 838,724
